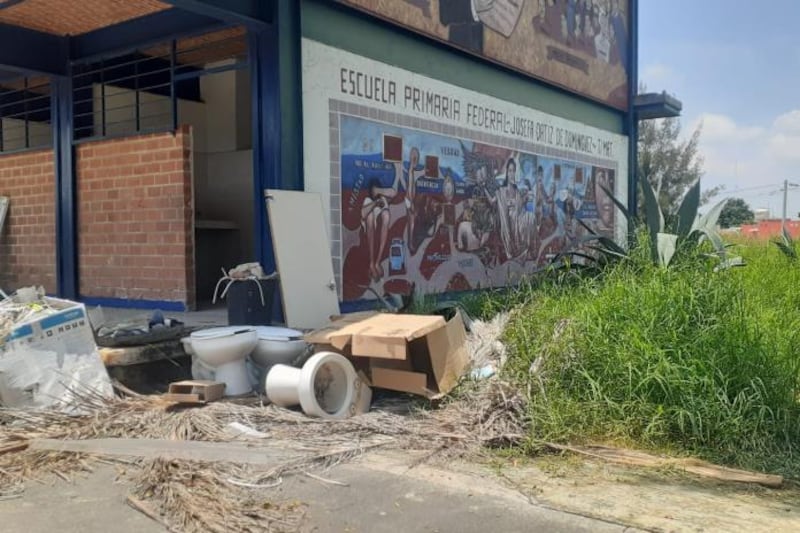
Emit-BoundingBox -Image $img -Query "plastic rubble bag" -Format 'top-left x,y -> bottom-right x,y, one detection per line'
0,348 -> 114,413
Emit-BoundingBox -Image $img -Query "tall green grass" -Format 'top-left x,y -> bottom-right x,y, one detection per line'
500,239 -> 800,477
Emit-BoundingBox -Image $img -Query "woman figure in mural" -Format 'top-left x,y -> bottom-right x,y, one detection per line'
361,165 -> 401,283
400,146 -> 424,255
492,157 -> 526,260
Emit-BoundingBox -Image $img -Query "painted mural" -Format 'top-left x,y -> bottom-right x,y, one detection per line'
337,0 -> 630,110
339,114 -> 616,301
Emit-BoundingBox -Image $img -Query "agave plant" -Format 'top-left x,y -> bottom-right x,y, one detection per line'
772,226 -> 798,261
563,178 -> 743,270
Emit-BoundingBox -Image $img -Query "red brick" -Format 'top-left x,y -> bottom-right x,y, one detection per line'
0,149 -> 56,292
74,130 -> 194,306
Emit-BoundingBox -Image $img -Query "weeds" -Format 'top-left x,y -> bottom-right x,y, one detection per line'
494,239 -> 800,477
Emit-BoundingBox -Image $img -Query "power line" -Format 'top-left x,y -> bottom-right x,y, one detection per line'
712,183 -> 785,198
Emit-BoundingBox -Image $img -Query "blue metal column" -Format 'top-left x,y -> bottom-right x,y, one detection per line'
249,27 -> 280,275
626,0 -> 639,220
51,74 -> 78,299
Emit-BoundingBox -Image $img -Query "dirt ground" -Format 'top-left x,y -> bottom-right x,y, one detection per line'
0,448 -> 797,532
492,454 -> 800,532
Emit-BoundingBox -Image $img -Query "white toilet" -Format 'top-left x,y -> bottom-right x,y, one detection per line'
247,326 -> 309,392
266,351 -> 371,419
189,327 -> 258,396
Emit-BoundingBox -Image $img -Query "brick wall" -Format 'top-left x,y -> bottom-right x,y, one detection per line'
0,149 -> 57,293
739,220 -> 800,240
76,127 -> 195,308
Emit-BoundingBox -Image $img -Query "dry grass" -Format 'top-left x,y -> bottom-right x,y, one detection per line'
130,459 -> 306,533
0,372 -> 527,530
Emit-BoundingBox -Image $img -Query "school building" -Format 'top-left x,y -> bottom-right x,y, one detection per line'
0,0 -> 673,312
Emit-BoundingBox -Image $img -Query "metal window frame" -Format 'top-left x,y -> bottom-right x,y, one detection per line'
69,28 -> 248,144
0,75 -> 54,154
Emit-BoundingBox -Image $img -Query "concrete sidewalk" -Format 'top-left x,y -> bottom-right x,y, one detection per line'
0,453 -> 628,533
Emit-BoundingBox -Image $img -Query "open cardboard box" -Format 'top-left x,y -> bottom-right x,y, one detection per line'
305,311 -> 468,399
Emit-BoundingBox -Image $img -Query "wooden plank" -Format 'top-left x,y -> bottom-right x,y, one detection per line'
30,438 -> 301,465
266,190 -> 340,330
547,443 -> 783,488
0,442 -> 29,455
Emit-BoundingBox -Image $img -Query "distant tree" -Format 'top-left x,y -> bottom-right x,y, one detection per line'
718,198 -> 755,228
637,86 -> 722,216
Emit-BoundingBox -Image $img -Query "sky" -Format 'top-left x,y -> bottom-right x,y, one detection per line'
639,0 -> 800,219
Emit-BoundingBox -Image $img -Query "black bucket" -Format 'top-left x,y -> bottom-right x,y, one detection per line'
225,279 -> 276,326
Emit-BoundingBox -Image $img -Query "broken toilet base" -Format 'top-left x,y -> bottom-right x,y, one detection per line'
266,351 -> 370,419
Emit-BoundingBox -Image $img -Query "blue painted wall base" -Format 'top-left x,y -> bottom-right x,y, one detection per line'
79,296 -> 188,312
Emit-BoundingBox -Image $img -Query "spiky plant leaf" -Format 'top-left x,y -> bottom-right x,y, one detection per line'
579,234 -> 628,257
692,197 -> 730,233
586,244 -> 627,259
772,239 -> 798,261
675,180 -> 701,237
693,226 -> 728,261
576,217 -> 597,235
657,232 -> 678,267
641,179 -> 664,262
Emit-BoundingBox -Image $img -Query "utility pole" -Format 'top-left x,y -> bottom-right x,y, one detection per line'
782,180 -> 800,232
783,180 -> 788,232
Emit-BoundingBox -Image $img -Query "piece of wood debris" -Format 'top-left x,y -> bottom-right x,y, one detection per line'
0,442 -> 29,456
30,438 -> 301,466
546,443 -> 783,488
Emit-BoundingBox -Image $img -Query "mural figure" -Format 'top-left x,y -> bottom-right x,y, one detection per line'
360,165 -> 401,282
399,146 -> 424,254
492,157 -> 526,260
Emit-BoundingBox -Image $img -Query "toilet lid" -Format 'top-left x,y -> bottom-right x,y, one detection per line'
254,326 -> 304,342
190,326 -> 256,340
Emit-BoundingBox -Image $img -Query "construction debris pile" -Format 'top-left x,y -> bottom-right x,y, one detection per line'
0,298 -> 526,532
0,289 -> 114,412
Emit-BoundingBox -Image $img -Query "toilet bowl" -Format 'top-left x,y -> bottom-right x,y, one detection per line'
182,337 -> 217,382
189,327 -> 258,396
250,326 -> 308,367
265,351 -> 371,419
247,326 -> 309,393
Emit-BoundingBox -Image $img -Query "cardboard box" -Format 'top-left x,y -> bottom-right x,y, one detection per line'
306,311 -> 469,399
3,298 -> 97,354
